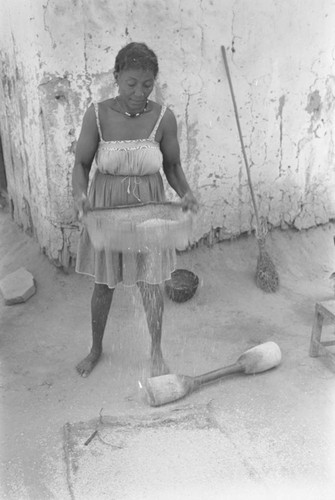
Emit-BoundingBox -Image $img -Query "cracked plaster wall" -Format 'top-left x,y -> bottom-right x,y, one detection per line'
0,0 -> 335,266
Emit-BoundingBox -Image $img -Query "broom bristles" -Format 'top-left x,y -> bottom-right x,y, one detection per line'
256,238 -> 279,292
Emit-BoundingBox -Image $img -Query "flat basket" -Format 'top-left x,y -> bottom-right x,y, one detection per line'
83,202 -> 194,252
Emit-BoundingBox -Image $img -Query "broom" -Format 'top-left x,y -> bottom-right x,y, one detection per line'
221,45 -> 279,292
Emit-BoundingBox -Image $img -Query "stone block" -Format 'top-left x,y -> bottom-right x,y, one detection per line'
0,267 -> 36,305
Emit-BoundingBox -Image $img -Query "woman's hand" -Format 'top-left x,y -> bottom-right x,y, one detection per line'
74,192 -> 91,220
181,190 -> 199,213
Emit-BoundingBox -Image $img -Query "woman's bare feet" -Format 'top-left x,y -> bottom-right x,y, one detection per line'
150,351 -> 169,377
76,350 -> 102,377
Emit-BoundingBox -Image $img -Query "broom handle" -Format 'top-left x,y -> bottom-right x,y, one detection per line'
192,361 -> 244,387
221,46 -> 261,233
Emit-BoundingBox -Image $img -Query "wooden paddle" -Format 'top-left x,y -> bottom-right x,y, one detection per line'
145,341 -> 281,407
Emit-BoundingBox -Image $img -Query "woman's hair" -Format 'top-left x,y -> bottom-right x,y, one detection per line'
114,42 -> 159,78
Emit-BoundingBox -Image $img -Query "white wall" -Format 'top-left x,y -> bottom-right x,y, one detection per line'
0,0 -> 335,266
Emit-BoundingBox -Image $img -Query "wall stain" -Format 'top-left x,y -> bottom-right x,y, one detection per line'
306,89 -> 322,134
38,76 -> 71,110
22,196 -> 34,236
42,0 -> 57,49
276,95 -> 285,176
305,89 -> 322,116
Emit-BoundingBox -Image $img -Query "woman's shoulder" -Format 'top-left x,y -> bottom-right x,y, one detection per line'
148,101 -> 174,124
150,101 -> 173,114
81,102 -> 97,125
157,104 -> 176,130
150,104 -> 177,142
95,98 -> 114,110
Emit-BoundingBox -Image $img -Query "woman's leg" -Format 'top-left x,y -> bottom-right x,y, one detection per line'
137,281 -> 169,376
76,283 -> 115,377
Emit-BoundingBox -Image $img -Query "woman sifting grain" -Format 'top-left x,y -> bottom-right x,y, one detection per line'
72,42 -> 198,378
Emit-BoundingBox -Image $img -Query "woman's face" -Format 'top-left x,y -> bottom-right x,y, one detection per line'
115,68 -> 155,113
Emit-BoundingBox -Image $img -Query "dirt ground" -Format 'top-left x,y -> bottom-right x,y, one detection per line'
1,206 -> 335,500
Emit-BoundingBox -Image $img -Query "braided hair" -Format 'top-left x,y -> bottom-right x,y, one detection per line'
114,42 -> 159,78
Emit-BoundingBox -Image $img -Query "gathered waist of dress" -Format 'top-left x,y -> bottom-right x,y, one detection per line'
92,168 -> 164,204
96,167 -> 161,177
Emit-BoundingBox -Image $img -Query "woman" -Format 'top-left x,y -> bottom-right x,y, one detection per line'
72,42 -> 198,378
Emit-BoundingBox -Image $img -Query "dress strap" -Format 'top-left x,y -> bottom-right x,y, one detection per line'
93,102 -> 103,141
148,105 -> 167,141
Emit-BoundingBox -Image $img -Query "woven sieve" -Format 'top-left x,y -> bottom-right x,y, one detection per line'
83,202 -> 194,252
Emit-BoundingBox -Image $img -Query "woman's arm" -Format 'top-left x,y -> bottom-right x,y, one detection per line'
72,104 -> 99,216
160,108 -> 198,212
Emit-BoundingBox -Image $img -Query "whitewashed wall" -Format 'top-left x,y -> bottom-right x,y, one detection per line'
0,0 -> 335,266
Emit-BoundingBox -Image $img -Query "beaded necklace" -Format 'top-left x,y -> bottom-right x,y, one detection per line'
116,97 -> 148,118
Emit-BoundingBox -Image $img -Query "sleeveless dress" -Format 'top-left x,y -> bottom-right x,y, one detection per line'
75,102 -> 177,287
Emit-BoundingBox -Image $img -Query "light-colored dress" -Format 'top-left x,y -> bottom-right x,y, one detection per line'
75,102 -> 176,287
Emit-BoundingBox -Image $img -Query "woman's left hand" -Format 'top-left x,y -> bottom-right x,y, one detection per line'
181,190 -> 199,213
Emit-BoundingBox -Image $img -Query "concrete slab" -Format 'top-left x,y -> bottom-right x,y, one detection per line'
64,406 -> 253,500
64,394 -> 335,500
0,266 -> 36,305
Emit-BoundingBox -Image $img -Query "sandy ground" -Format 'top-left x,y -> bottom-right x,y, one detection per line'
0,206 -> 335,499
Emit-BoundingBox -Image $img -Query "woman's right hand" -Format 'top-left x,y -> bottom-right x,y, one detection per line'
74,192 -> 91,220
181,190 -> 199,213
